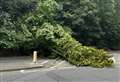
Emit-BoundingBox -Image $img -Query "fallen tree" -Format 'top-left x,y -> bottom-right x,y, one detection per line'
36,23 -> 114,68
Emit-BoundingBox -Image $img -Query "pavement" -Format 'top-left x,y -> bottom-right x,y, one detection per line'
0,57 -> 42,72
0,62 -> 119,82
0,56 -> 73,72
0,51 -> 119,72
0,51 -> 120,82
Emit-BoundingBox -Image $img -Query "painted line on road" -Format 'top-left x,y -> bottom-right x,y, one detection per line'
116,62 -> 120,64
49,61 -> 65,69
40,60 -> 49,65
58,66 -> 76,70
21,61 -> 75,73
21,61 -> 65,73
30,60 -> 49,65
20,60 -> 49,73
21,66 -> 76,73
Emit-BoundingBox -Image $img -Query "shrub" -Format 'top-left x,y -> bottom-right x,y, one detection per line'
36,23 -> 114,68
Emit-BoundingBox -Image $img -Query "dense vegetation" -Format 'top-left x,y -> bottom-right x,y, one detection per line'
36,23 -> 113,67
0,0 -> 120,67
55,0 -> 120,49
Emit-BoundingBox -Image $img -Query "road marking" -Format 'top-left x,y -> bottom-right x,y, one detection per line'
21,61 -> 75,73
20,70 -> 25,73
116,62 -> 120,64
40,60 -> 49,65
30,60 -> 49,65
0,71 -> 3,82
21,66 -> 76,73
21,61 -> 65,73
20,60 -> 49,73
58,66 -> 76,70
50,61 -> 65,69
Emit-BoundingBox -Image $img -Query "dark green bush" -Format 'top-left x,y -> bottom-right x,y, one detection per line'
36,23 -> 114,68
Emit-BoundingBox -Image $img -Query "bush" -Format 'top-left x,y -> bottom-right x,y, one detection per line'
36,23 -> 114,68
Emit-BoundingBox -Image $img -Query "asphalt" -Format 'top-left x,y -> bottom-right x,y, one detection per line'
0,51 -> 120,82
0,57 -> 67,72
0,65 -> 119,82
0,57 -> 42,72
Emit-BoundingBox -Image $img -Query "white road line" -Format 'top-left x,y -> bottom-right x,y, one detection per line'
23,61 -> 65,73
0,72 -> 3,82
21,66 -> 76,73
58,66 -> 76,70
40,60 -> 49,65
21,61 -> 75,73
30,60 -> 49,65
21,60 -> 49,73
116,62 -> 120,64
50,61 -> 65,69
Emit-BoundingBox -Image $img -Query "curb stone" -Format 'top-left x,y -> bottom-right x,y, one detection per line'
0,65 -> 44,72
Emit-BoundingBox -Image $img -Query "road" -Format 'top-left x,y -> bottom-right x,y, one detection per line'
0,51 -> 120,82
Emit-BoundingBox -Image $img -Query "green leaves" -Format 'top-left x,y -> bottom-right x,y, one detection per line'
0,0 -> 60,49
55,0 -> 120,49
38,0 -> 59,14
0,0 -> 115,67
0,0 -> 37,18
36,23 -> 114,68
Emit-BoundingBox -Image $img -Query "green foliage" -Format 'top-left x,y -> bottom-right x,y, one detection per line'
0,12 -> 35,49
0,0 -> 60,51
55,0 -> 120,49
36,23 -> 114,67
115,0 -> 120,23
2,0 -> 120,50
21,0 -> 60,29
0,0 -> 37,18
37,0 -> 59,15
94,0 -> 120,49
0,0 -> 38,49
0,11 -> 16,48
0,0 -> 116,67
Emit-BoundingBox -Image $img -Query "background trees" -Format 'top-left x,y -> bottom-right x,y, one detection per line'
55,0 -> 120,49
1,0 -> 120,50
